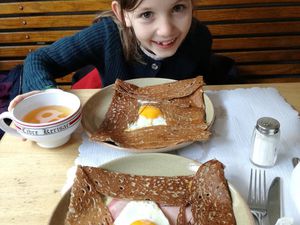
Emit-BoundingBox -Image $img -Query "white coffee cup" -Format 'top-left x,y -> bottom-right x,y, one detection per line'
0,89 -> 81,148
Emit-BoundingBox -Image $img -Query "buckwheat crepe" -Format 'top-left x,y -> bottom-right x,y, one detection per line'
91,76 -> 211,149
65,159 -> 236,225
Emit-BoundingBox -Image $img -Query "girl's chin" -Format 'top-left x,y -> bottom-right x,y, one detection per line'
148,45 -> 178,57
152,49 -> 177,58
149,42 -> 180,58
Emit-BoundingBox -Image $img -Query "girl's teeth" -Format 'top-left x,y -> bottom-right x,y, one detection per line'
158,39 -> 174,45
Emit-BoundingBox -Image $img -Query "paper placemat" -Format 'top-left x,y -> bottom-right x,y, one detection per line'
63,87 -> 300,223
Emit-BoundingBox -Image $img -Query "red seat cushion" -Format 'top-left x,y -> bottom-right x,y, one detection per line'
71,68 -> 102,89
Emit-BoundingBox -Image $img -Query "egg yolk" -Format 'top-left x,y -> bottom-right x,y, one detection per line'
138,105 -> 162,119
130,220 -> 157,225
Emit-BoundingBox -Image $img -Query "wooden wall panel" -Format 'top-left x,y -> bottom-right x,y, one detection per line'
0,1 -> 110,14
207,21 -> 300,36
0,60 -> 23,71
194,6 -> 300,22
0,0 -> 300,84
222,50 -> 300,63
213,36 -> 300,50
0,15 -> 94,29
193,0 -> 300,83
194,0 -> 300,6
239,64 -> 300,75
0,30 -> 78,44
0,46 -> 43,57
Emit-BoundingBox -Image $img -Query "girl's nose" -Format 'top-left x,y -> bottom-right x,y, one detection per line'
156,17 -> 174,37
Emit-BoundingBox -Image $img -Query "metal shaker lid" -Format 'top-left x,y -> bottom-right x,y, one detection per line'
256,117 -> 280,135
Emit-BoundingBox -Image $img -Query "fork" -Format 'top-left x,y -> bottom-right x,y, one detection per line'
247,168 -> 267,225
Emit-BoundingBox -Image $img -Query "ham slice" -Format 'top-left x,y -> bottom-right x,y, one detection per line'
107,199 -> 193,225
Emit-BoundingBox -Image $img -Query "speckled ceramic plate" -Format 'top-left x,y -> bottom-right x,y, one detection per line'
81,78 -> 215,153
48,154 -> 255,225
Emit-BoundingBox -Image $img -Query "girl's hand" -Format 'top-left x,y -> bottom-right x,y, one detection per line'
8,90 -> 41,112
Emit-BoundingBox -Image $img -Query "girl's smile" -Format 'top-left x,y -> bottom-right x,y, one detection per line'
151,38 -> 176,49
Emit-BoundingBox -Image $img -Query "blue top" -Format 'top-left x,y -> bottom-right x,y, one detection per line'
22,17 -> 212,92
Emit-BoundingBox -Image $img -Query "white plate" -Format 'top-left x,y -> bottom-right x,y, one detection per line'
48,154 -> 255,225
81,78 -> 215,153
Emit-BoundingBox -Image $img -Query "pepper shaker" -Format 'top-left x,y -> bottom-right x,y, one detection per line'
250,117 -> 280,167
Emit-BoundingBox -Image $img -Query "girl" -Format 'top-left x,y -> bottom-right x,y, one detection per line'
9,0 -> 212,109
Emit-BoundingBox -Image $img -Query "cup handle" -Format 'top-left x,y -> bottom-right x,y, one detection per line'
0,112 -> 22,137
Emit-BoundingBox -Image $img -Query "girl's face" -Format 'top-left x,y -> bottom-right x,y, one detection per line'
123,0 -> 193,58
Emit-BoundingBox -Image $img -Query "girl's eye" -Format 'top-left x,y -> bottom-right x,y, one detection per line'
173,4 -> 186,13
140,11 -> 153,19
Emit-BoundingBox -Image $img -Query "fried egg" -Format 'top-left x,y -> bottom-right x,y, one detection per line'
114,200 -> 170,225
127,105 -> 167,131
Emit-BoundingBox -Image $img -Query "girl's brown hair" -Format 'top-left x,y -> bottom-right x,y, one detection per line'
93,0 -> 144,62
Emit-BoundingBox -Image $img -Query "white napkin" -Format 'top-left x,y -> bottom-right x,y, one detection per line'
61,138 -> 134,194
290,163 -> 300,213
63,87 -> 300,224
178,88 -> 300,223
275,218 -> 294,225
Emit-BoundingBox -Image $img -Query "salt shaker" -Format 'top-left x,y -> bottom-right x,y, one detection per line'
250,117 -> 280,167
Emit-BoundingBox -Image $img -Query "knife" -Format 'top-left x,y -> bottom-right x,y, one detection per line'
267,177 -> 282,225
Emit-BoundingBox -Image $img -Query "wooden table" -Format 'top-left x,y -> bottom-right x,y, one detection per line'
0,83 -> 299,225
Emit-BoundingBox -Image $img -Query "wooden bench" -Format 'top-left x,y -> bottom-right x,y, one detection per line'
194,0 -> 300,83
0,0 -> 300,88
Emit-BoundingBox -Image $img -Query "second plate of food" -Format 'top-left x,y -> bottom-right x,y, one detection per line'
81,77 -> 214,152
48,154 -> 254,225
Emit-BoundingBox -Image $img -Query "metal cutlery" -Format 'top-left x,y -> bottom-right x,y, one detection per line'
292,157 -> 300,168
267,177 -> 282,225
248,168 -> 268,225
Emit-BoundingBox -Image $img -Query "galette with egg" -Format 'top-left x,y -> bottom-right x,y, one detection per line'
65,159 -> 236,225
91,76 -> 211,149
